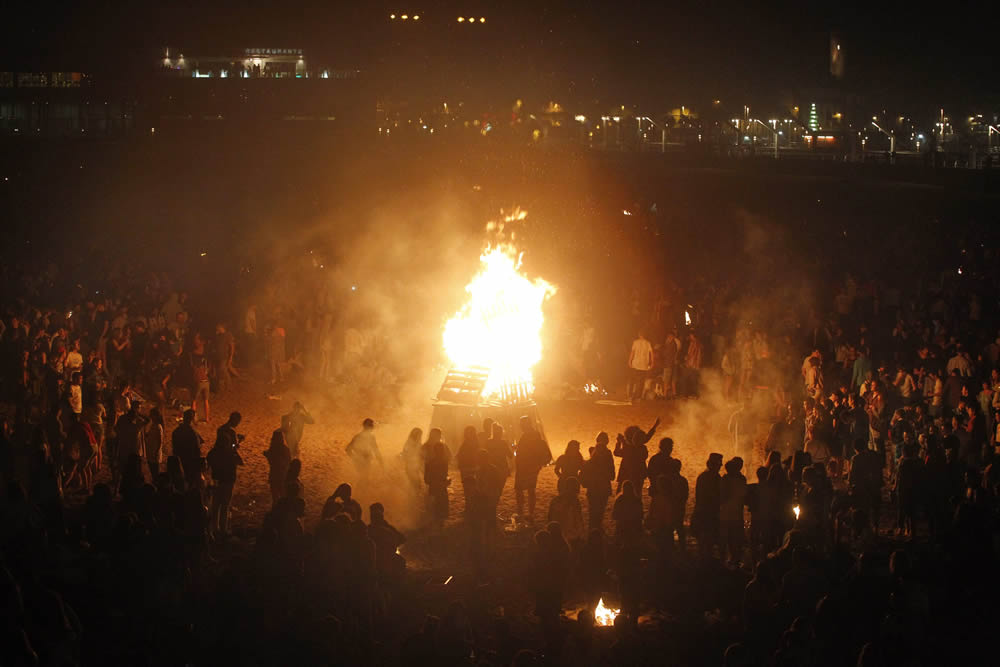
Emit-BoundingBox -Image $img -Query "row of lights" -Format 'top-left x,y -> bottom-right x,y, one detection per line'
458,17 -> 486,23
389,14 -> 420,20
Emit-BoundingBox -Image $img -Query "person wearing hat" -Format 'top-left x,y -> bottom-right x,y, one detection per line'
580,432 -> 616,532
692,452 -> 724,558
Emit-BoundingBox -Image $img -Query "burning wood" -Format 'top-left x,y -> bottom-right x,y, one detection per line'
443,210 -> 556,402
594,598 -> 620,627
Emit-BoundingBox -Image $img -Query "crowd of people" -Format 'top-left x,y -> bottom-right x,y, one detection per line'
0,245 -> 999,666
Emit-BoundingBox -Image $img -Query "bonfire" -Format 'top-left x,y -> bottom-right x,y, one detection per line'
594,598 -> 620,627
442,209 -> 556,403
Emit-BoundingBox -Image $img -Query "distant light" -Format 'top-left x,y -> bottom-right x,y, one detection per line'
574,115 -> 586,122
793,505 -> 800,520
412,15 -> 419,20
351,285 -> 357,291
623,209 -> 632,216
480,17 -> 485,22
401,14 -> 408,19
457,16 -> 464,22
957,267 -> 963,275
612,116 -> 620,122
917,134 -> 924,139
685,311 -> 692,326
469,17 -> 475,23
200,252 -> 207,257
150,127 -> 156,133
390,14 -> 395,19
836,44 -> 841,50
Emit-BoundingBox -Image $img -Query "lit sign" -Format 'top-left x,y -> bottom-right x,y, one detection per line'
243,48 -> 303,56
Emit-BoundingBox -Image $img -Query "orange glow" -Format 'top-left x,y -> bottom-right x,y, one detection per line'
595,598 -> 620,626
443,210 -> 556,401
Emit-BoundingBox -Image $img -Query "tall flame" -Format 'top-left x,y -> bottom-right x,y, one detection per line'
443,211 -> 556,401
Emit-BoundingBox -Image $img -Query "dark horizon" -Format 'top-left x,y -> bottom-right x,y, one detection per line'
3,1 -> 998,111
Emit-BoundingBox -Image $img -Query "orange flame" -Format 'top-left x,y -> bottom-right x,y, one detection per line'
594,598 -> 620,626
443,210 -> 556,400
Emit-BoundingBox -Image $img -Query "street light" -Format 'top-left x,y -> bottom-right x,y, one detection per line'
989,125 -> 1000,153
871,120 -> 896,155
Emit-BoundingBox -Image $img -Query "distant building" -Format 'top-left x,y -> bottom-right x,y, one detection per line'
0,71 -> 135,136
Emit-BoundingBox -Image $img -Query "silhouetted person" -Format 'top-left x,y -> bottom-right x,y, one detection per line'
692,452 -> 723,558
581,432 -> 616,531
456,425 -> 480,515
720,457 -> 747,563
664,458 -> 689,550
281,401 -> 314,460
614,418 -> 660,495
612,479 -> 643,546
264,428 -> 291,503
206,411 -> 243,537
514,416 -> 551,523
485,423 -> 514,502
554,440 -> 585,481
548,476 -> 585,545
422,428 -> 451,527
646,436 -> 678,496
171,409 -> 204,494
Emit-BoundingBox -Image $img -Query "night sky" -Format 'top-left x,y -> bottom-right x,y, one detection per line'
2,1 -> 997,109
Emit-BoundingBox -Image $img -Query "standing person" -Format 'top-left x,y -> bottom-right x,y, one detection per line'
554,440 -> 585,482
146,407 -> 165,480
627,330 -> 654,401
581,432 -> 616,532
400,427 -> 424,495
422,428 -> 451,527
662,330 -> 681,399
682,331 -> 703,398
269,323 -> 286,384
720,457 -> 747,564
172,409 -> 204,494
206,412 -> 244,538
281,401 -> 314,461
263,429 -> 291,504
192,355 -> 211,423
547,476 -> 586,546
614,419 -> 659,495
68,372 -> 83,416
214,323 -> 235,393
646,437 -> 678,494
612,480 -> 643,546
514,416 -> 552,524
115,403 -> 148,492
456,426 -> 480,515
664,458 -> 689,550
346,418 -> 383,481
692,453 -> 723,558
484,423 -> 514,501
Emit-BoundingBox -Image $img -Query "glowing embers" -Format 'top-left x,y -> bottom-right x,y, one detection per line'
443,210 -> 556,403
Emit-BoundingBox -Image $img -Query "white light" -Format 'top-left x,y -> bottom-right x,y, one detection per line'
574,115 -> 586,122
957,267 -> 963,275
612,116 -> 620,122
412,15 -> 419,20
200,252 -> 207,257
390,13 -> 395,19
351,285 -> 357,291
622,210 -> 632,216
685,311 -> 692,326
793,505 -> 800,520
480,17 -> 485,23
457,16 -> 464,22
401,14 -> 408,19
469,17 -> 476,23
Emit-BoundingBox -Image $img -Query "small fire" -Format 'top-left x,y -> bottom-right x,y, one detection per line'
793,505 -> 800,520
443,210 -> 556,401
594,598 -> 620,626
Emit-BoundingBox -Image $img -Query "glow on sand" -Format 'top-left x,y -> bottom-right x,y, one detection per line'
443,210 -> 556,401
